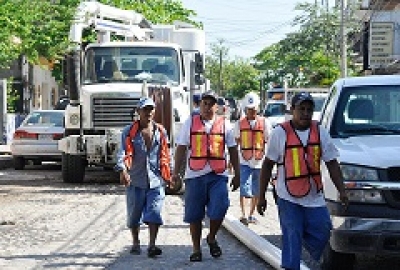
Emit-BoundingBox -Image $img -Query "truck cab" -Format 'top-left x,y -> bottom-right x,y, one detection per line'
320,75 -> 400,269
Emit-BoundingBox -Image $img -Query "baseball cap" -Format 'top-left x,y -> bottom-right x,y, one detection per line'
138,97 -> 155,109
291,92 -> 314,107
243,92 -> 260,108
201,90 -> 218,102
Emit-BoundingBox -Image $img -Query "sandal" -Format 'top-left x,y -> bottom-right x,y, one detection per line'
147,246 -> 162,258
189,251 -> 202,262
130,243 -> 141,255
239,217 -> 248,226
206,236 -> 222,258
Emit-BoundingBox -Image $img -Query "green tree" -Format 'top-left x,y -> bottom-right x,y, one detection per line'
254,2 -> 348,87
205,40 -> 259,98
0,0 -> 199,70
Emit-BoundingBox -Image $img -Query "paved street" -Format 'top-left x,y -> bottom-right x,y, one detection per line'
1,157 -> 400,269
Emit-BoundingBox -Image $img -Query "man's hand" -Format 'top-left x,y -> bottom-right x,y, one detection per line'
120,170 -> 131,187
169,174 -> 181,189
230,174 -> 240,191
257,196 -> 267,216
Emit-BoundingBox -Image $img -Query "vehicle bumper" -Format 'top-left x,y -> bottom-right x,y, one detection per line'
331,215 -> 400,255
11,142 -> 61,159
58,129 -> 122,163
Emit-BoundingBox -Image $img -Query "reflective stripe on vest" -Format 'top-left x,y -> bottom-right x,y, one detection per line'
281,120 -> 322,197
124,121 -> 171,182
189,115 -> 226,173
239,116 -> 265,160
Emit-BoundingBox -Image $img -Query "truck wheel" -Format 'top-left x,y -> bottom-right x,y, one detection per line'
321,244 -> 355,270
62,153 -> 86,183
13,157 -> 25,170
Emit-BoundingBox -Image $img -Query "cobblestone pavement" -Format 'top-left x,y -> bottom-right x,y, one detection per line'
0,165 -> 269,270
1,164 -> 400,270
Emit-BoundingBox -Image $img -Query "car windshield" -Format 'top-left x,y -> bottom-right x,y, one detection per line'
22,111 -> 64,127
264,103 -> 286,117
83,46 -> 180,85
332,85 -> 400,137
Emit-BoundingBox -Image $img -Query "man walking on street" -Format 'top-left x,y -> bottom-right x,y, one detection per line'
234,92 -> 270,225
115,97 -> 171,258
172,90 -> 240,262
257,92 -> 349,270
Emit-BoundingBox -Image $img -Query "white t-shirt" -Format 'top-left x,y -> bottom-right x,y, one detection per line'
176,116 -> 237,179
266,123 -> 339,207
234,117 -> 271,168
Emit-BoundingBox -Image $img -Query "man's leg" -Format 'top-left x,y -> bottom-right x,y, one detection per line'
190,221 -> 203,253
130,226 -> 140,245
148,223 -> 159,247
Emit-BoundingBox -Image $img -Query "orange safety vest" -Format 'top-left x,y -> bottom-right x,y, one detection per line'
239,116 -> 265,160
189,115 -> 226,173
124,121 -> 171,182
280,120 -> 322,197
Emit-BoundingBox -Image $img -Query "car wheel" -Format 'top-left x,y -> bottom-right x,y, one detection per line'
321,244 -> 355,270
13,157 -> 25,170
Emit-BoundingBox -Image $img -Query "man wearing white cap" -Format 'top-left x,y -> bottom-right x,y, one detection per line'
115,97 -> 171,258
234,92 -> 271,225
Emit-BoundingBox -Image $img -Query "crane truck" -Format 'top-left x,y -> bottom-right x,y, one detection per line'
58,1 -> 205,194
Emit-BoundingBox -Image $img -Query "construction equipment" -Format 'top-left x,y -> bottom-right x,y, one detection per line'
58,1 -> 205,193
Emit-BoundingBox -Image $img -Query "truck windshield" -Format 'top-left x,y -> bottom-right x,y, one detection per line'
332,85 -> 400,137
83,46 -> 180,85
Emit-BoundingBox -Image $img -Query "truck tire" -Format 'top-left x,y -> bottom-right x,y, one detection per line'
13,156 -> 25,170
62,153 -> 86,183
321,244 -> 355,270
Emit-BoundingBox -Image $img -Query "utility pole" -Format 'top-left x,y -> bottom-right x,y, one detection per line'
340,0 -> 348,77
218,48 -> 223,95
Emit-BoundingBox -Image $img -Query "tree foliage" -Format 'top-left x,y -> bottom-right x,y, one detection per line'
0,0 -> 199,75
254,2 -> 344,87
205,40 -> 259,98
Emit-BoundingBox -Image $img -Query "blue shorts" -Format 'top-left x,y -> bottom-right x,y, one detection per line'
126,185 -> 165,228
184,172 -> 229,223
239,164 -> 260,198
277,198 -> 332,270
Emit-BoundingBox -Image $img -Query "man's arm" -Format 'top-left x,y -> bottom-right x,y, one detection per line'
325,159 -> 349,209
257,157 -> 275,215
171,145 -> 187,185
228,146 -> 240,191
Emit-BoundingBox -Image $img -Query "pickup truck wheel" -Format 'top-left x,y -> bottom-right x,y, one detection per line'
321,244 -> 355,270
62,153 -> 86,183
13,157 -> 25,170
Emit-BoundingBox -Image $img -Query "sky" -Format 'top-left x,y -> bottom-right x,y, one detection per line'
180,0 -> 316,59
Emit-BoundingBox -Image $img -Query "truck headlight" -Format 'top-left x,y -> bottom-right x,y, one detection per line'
340,164 -> 383,203
340,164 -> 378,181
69,114 -> 80,126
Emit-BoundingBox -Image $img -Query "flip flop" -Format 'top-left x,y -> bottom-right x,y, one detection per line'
206,236 -> 222,258
189,251 -> 202,262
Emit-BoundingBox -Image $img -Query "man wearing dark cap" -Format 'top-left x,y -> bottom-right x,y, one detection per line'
115,97 -> 171,258
172,90 -> 240,262
257,92 -> 348,270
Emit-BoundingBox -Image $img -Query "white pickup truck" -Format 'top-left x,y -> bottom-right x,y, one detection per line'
320,75 -> 400,269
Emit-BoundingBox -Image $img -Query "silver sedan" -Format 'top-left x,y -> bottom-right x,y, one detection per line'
11,110 -> 65,170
